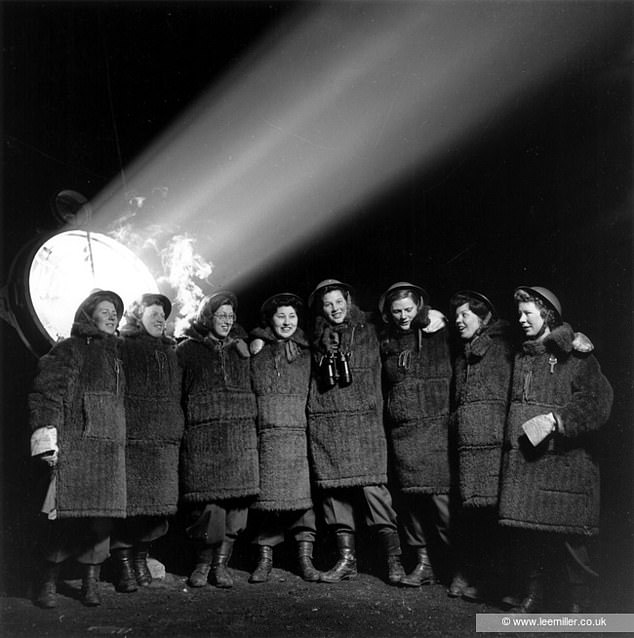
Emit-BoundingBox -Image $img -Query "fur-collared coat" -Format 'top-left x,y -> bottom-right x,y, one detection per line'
250,326 -> 312,512
28,316 -> 126,518
177,323 -> 259,504
498,323 -> 613,535
119,327 -> 184,516
380,314 -> 452,495
307,306 -> 388,489
452,320 -> 513,508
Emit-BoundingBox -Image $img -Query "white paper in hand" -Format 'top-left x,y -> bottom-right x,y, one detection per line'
522,414 -> 554,447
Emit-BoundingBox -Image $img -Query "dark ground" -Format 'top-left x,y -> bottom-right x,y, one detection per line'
1,530 -> 631,638
0,568 -> 576,638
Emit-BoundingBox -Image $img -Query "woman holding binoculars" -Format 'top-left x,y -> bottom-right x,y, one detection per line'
306,279 -> 405,585
378,282 -> 453,589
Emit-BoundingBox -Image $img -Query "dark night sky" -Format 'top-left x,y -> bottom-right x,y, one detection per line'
1,0 -> 633,602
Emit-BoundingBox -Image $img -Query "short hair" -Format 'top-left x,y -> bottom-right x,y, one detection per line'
450,292 -> 493,323
514,289 -> 560,329
382,288 -> 429,326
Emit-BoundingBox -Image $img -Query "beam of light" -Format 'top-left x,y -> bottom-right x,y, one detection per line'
83,2 -> 625,322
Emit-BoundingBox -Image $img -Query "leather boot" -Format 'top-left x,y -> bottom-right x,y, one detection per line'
188,545 -> 214,588
380,530 -> 405,585
210,540 -> 234,588
401,547 -> 434,587
111,548 -> 138,593
80,564 -> 102,607
320,532 -> 357,583
297,541 -> 321,582
515,571 -> 543,614
35,561 -> 60,609
249,545 -> 273,584
133,544 -> 152,587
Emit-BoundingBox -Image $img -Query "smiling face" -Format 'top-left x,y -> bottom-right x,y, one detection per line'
454,302 -> 482,341
211,303 -> 235,338
518,301 -> 548,339
92,300 -> 119,335
141,303 -> 166,338
271,305 -> 298,339
390,294 -> 419,331
321,290 -> 348,325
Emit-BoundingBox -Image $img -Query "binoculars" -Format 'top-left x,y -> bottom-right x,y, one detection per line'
321,351 -> 352,389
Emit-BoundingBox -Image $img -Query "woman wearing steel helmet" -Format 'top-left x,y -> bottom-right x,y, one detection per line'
499,286 -> 613,613
378,282 -> 454,590
110,293 -> 184,594
177,291 -> 259,590
29,290 -> 126,608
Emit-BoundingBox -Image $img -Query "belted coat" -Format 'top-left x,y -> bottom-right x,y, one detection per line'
498,323 -> 613,535
452,319 -> 513,508
119,327 -> 184,516
28,312 -> 126,518
177,323 -> 259,504
380,313 -> 452,495
250,326 -> 313,512
306,306 -> 388,489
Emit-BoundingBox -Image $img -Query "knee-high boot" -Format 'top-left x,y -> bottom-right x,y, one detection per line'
320,532 -> 357,583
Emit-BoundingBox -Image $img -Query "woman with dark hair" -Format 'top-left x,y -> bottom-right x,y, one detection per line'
448,290 -> 513,601
111,293 -> 184,593
378,282 -> 453,589
29,290 -> 126,608
498,286 -> 613,613
177,291 -> 259,589
306,278 -> 404,585
247,293 -> 320,583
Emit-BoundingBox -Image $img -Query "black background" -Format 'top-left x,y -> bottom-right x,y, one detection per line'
1,1 -> 632,606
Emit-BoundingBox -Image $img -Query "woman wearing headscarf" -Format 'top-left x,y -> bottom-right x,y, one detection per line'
111,293 -> 184,593
498,286 -> 613,613
378,282 -> 453,588
247,293 -> 320,583
29,289 -> 126,608
177,291 -> 259,589
448,290 -> 513,601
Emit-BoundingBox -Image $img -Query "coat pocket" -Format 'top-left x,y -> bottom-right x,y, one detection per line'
82,391 -> 125,441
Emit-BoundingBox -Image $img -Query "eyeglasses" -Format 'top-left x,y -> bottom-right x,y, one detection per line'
213,313 -> 235,322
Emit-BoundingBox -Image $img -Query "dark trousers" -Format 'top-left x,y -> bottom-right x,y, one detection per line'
321,484 -> 398,533
40,517 -> 113,565
252,508 -> 317,546
401,493 -> 450,548
186,500 -> 249,546
110,516 -> 169,550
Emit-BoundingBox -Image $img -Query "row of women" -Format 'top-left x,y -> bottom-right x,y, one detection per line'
28,279 -> 613,614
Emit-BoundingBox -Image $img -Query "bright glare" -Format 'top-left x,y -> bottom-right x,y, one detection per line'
85,2 -> 626,291
29,230 -> 158,341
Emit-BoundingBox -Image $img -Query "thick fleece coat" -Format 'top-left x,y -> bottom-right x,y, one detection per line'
307,306 -> 388,489
119,328 -> 184,516
452,320 -> 513,507
498,323 -> 613,535
177,323 -> 259,504
28,312 -> 126,518
250,326 -> 313,512
380,319 -> 452,494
